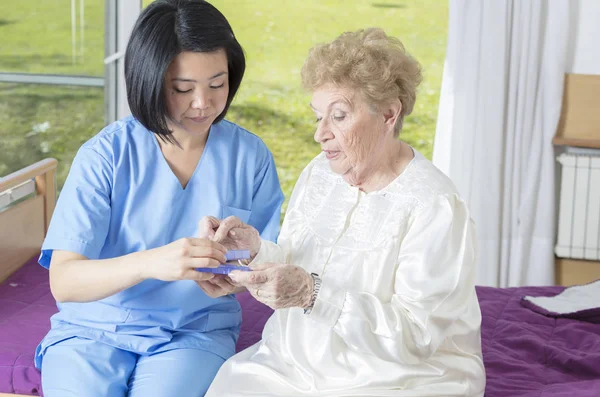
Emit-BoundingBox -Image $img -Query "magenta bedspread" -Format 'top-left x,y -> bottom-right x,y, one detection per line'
477,285 -> 600,396
1,257 -> 599,396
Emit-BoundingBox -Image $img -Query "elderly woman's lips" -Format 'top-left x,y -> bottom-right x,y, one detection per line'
324,150 -> 340,160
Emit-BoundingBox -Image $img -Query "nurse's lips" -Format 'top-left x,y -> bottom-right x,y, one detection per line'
189,115 -> 210,123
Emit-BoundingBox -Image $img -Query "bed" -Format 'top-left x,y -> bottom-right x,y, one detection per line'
1,159 -> 599,396
0,159 -> 58,397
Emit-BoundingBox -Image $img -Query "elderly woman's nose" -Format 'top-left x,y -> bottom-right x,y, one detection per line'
314,120 -> 331,143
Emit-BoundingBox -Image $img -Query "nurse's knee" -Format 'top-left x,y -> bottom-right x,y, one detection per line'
41,338 -> 135,397
128,349 -> 225,397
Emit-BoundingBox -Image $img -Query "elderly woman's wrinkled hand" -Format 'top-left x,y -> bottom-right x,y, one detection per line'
197,215 -> 261,258
229,263 -> 314,310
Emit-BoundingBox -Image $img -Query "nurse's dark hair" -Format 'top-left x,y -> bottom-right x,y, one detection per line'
125,0 -> 245,143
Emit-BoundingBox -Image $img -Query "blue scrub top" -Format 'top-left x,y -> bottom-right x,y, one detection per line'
35,116 -> 283,367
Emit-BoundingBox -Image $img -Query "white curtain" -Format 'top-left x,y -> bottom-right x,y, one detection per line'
433,1 -> 571,287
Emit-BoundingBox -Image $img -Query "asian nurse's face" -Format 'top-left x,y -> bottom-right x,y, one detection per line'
164,50 -> 229,136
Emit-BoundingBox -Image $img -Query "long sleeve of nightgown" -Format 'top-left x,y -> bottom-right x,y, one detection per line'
248,162 -> 313,266
309,194 -> 479,364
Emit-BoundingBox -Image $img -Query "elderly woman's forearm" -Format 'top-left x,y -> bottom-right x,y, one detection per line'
249,239 -> 286,267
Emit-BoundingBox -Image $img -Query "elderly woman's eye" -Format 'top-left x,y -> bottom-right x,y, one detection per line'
333,113 -> 345,121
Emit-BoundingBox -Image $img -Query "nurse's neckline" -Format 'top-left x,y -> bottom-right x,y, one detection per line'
150,129 -> 213,190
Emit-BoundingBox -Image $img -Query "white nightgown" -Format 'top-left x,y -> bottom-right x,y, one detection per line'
206,150 -> 486,397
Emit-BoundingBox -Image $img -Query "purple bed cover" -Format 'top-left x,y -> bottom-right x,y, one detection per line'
1,258 -> 599,396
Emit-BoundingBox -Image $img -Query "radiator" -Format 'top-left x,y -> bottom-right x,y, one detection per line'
555,147 -> 600,261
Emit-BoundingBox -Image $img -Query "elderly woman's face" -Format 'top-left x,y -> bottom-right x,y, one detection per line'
310,84 -> 385,182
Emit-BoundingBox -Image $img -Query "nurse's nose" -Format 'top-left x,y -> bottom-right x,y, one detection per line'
191,91 -> 210,110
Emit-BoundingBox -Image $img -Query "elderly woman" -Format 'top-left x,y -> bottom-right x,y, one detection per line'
202,28 -> 486,397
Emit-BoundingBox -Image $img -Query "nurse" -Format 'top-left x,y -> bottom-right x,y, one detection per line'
35,1 -> 283,396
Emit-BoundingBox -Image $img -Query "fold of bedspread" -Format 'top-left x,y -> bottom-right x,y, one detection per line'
521,280 -> 600,323
477,285 -> 600,397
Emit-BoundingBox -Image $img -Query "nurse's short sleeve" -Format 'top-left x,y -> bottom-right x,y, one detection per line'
39,147 -> 112,268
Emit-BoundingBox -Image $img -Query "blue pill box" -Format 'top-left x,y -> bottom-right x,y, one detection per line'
196,249 -> 252,274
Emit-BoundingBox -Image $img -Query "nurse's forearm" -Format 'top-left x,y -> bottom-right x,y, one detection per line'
49,251 -> 146,303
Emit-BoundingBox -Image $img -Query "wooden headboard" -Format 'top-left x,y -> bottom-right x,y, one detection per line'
0,158 -> 58,283
554,73 -> 600,149
553,73 -> 600,286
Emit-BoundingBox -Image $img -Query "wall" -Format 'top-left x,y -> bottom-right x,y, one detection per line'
567,0 -> 600,74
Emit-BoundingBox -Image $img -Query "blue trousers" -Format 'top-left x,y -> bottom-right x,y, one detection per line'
41,337 -> 225,397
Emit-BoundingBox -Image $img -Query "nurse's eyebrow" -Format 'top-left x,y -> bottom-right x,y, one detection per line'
172,72 -> 228,82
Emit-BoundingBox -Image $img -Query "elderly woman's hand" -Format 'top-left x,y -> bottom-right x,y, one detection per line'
197,216 -> 261,259
229,263 -> 314,310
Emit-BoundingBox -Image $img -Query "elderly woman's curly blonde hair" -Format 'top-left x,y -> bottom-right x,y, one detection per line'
301,28 -> 422,135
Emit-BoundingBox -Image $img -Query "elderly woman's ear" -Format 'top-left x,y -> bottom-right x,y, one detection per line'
382,98 -> 403,133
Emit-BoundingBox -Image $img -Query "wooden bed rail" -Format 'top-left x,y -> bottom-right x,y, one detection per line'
0,158 -> 58,192
0,158 -> 58,283
0,158 -> 58,233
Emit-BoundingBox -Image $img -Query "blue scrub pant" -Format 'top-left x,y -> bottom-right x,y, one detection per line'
41,337 -> 225,397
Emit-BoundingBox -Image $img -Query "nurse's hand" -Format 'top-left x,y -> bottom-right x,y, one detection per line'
196,275 -> 241,298
229,263 -> 314,310
142,238 -> 227,282
198,216 -> 261,259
